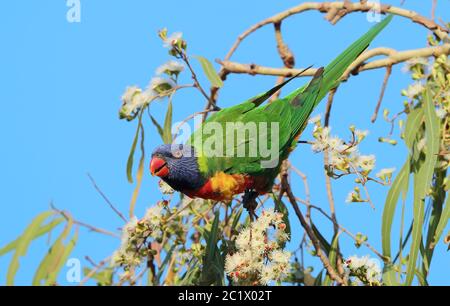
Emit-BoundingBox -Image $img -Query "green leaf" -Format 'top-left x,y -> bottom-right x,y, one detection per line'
230,207 -> 243,236
0,218 -> 63,257
45,228 -> 78,285
150,115 -> 164,141
382,160 -> 410,260
129,122 -> 146,218
205,210 -> 220,263
194,55 -> 223,88
155,244 -> 176,284
313,270 -> 324,286
83,267 -> 113,286
323,232 -> 340,286
311,223 -> 331,255
33,217 -> 74,285
200,210 -> 223,285
382,263 -> 401,286
404,107 -> 423,150
415,268 -> 429,286
431,190 -> 450,248
162,100 -> 173,144
179,259 -> 201,285
126,110 -> 144,183
6,211 -> 56,285
405,87 -> 440,286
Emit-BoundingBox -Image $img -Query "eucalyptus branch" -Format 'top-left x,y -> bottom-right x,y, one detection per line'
279,167 -> 346,285
51,204 -> 120,238
87,173 -> 127,223
217,44 -> 450,79
294,197 -> 387,261
371,65 -> 393,123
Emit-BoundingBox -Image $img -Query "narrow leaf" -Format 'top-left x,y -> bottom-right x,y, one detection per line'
194,55 -> 223,88
405,87 -> 440,285
162,100 -> 173,144
0,218 -> 63,257
126,110 -> 144,183
129,122 -> 145,218
431,191 -> 450,248
150,115 -> 164,141
382,160 -> 410,260
323,232 -> 340,286
7,211 -> 56,285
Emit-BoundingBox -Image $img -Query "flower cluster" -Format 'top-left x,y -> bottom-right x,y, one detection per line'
119,30 -> 185,121
375,167 -> 396,184
310,119 -> 397,203
111,203 -> 166,269
344,255 -> 382,286
402,54 -> 450,171
225,208 -> 291,285
158,179 -> 174,194
310,119 -> 375,176
158,28 -> 187,56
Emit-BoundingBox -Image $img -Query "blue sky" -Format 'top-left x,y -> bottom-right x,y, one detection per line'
0,0 -> 449,285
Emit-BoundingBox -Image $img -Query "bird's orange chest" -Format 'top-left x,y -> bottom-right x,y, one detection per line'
184,172 -> 254,201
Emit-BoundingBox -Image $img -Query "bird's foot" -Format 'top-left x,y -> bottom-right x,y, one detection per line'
242,189 -> 259,221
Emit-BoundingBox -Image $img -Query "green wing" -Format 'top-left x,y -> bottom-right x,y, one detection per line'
188,15 -> 393,178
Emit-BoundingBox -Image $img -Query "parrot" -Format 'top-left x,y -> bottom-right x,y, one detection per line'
150,15 -> 393,203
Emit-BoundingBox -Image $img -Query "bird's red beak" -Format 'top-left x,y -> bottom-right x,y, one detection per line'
150,157 -> 169,177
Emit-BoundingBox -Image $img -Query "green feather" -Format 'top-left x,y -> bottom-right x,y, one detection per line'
188,15 -> 393,186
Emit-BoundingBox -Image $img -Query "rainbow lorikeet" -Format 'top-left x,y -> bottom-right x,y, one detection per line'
150,15 -> 392,202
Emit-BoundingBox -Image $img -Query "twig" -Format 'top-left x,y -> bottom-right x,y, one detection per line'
175,47 -> 213,106
51,204 -> 120,238
431,0 -> 437,21
78,256 -> 110,286
279,170 -> 346,285
294,196 -> 387,261
223,1 -> 447,61
371,65 -> 392,123
270,21 -> 295,102
218,44 -> 450,79
87,173 -> 127,223
289,163 -> 311,204
322,88 -> 346,279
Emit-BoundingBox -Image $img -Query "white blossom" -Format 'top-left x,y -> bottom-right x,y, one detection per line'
120,86 -> 155,118
355,129 -> 369,142
158,180 -> 174,194
311,126 -> 330,152
120,216 -> 138,248
376,168 -> 396,181
156,60 -> 184,75
225,208 -> 291,285
308,114 -> 322,124
345,255 -> 382,285
401,57 -> 429,73
163,32 -> 183,48
149,77 -> 176,93
143,204 -> 164,228
404,82 -> 425,99
356,155 -> 376,173
435,107 -> 447,119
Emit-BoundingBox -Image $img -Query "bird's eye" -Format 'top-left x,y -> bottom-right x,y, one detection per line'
172,149 -> 183,159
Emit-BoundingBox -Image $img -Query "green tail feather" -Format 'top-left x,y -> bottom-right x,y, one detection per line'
317,14 -> 393,104
287,14 -> 393,105
287,14 -> 393,138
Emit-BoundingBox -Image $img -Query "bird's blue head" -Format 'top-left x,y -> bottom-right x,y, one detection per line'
150,144 -> 205,191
